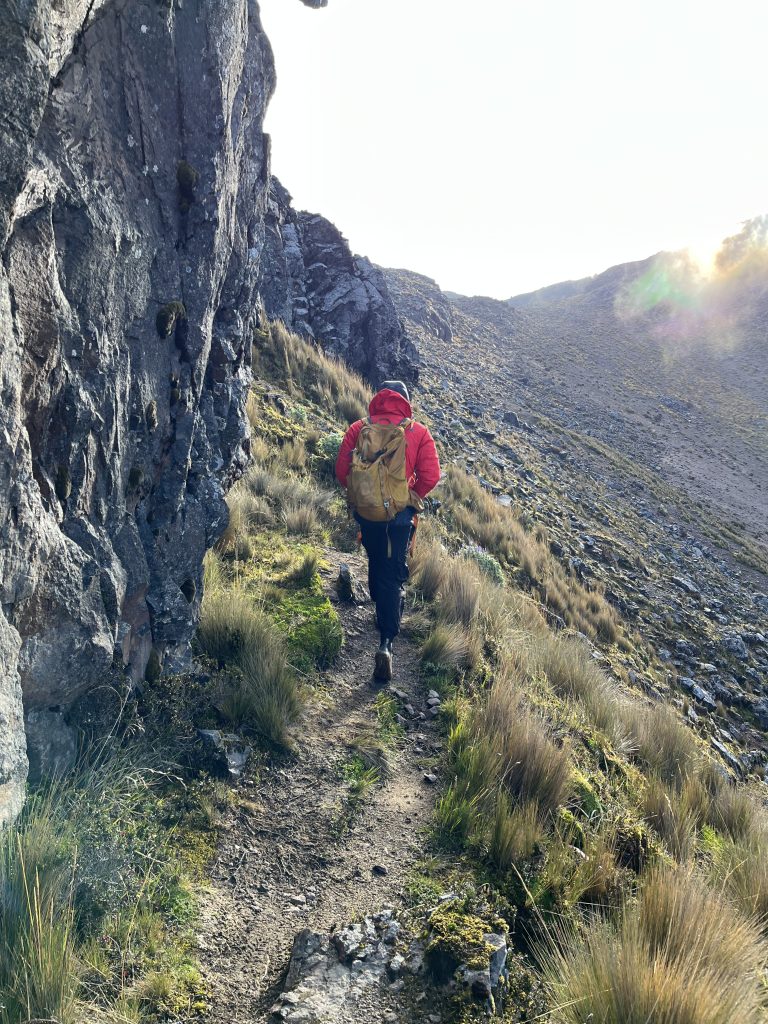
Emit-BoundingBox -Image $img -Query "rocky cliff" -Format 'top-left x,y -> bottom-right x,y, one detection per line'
259,179 -> 419,384
0,0 -> 414,821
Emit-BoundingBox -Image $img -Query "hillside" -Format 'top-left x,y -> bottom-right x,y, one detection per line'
387,232 -> 768,543
385,261 -> 768,771
3,1 -> 768,1022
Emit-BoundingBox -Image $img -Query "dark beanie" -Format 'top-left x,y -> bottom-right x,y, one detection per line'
378,380 -> 410,402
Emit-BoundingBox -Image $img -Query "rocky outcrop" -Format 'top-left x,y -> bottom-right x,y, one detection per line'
382,267 -> 454,347
260,179 -> 419,384
0,0 -> 279,816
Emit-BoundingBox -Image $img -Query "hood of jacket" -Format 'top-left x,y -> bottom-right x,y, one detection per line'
368,389 -> 413,422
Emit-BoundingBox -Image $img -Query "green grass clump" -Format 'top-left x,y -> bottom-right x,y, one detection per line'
197,585 -> 300,745
0,748 -> 217,1024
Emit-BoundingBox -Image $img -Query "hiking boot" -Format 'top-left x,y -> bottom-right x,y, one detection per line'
374,638 -> 393,682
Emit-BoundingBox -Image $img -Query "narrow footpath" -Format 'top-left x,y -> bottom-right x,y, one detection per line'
198,548 -> 441,1023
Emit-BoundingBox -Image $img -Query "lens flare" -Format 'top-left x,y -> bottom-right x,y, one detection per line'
613,216 -> 768,356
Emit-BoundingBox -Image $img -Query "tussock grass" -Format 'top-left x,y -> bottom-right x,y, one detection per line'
489,796 -> 544,869
286,550 -> 319,585
0,747 -> 212,1024
279,438 -> 308,471
253,319 -> 372,423
544,866 -> 768,1024
641,777 -> 699,861
198,588 -> 299,745
282,502 -> 319,536
410,538 -> 447,600
478,680 -> 572,816
420,622 -> 478,673
623,703 -> 699,786
445,467 -> 620,642
527,632 -> 629,748
241,463 -> 332,517
436,558 -> 481,626
0,797 -> 78,1024
709,825 -> 768,921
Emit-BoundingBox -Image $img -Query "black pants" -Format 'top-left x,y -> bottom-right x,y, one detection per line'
357,508 -> 415,641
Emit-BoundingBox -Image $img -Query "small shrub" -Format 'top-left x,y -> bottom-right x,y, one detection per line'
461,544 -> 505,586
317,431 -> 344,467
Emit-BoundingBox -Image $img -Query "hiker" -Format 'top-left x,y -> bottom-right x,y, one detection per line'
335,381 -> 441,681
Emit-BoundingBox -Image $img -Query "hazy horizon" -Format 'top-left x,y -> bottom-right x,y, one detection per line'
259,0 -> 768,300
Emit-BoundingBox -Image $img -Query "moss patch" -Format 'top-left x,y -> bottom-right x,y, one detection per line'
156,300 -> 187,339
425,900 -> 502,983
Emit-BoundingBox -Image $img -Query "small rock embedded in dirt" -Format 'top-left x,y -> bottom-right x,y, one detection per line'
423,772 -> 438,784
288,893 -> 306,906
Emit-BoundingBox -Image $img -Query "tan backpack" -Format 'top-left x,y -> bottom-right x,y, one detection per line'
347,418 -> 413,521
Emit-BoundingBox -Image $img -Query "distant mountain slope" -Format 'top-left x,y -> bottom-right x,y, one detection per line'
384,230 -> 768,542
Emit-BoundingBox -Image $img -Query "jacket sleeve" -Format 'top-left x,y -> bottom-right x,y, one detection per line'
412,425 -> 441,498
335,420 -> 363,488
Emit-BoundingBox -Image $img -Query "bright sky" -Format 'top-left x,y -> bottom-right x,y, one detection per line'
259,0 -> 768,299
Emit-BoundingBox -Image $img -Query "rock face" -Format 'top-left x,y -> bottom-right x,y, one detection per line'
0,0 -> 419,821
260,179 -> 419,384
0,0 -> 278,816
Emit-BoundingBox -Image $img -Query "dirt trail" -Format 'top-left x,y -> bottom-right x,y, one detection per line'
198,548 -> 440,1023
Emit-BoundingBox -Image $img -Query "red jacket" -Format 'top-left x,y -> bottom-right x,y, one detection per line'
335,390 -> 441,499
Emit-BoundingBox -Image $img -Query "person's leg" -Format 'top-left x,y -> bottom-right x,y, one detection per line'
372,509 -> 414,643
358,518 -> 387,627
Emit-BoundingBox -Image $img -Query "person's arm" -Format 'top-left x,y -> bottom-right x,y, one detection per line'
335,420 -> 363,487
411,426 -> 441,498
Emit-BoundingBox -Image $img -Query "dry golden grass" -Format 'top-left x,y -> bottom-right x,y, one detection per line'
623,702 -> 700,786
282,502 -> 319,536
279,438 -> 308,472
410,537 -> 447,600
420,621 -> 479,673
253,319 -> 371,424
641,777 -> 700,861
465,671 -> 572,818
525,632 -> 630,750
545,865 -> 768,1024
444,467 -> 620,642
710,825 -> 768,922
436,558 -> 481,626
